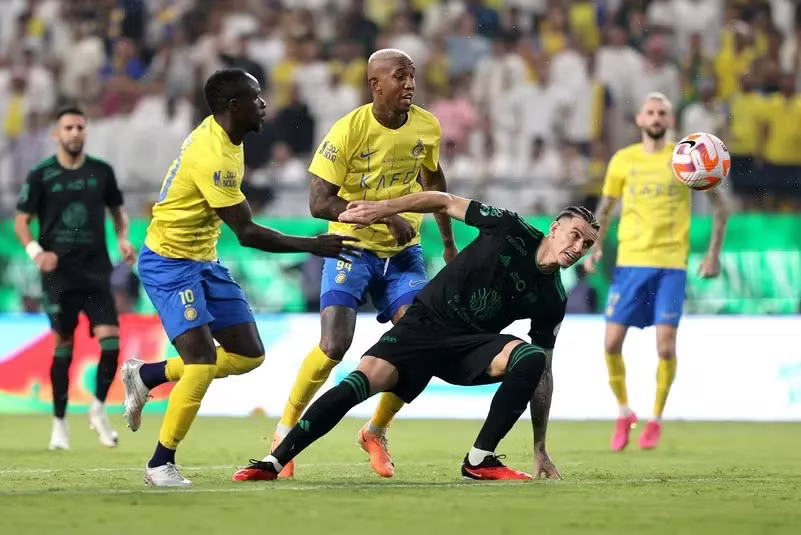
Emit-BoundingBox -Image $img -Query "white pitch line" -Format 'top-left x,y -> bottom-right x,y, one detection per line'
0,476 -> 790,497
0,461 -> 448,476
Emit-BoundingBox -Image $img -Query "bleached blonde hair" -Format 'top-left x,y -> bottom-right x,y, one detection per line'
368,48 -> 413,65
642,91 -> 673,113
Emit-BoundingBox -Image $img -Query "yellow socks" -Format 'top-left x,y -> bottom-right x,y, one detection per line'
158,364 -> 216,449
165,358 -> 183,382
163,348 -> 263,382
605,352 -> 629,410
369,392 -> 405,430
653,357 -> 677,419
279,345 -> 339,428
214,347 -> 264,377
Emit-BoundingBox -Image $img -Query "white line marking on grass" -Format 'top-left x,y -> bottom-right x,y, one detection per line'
0,461 -> 447,476
0,476 -> 792,497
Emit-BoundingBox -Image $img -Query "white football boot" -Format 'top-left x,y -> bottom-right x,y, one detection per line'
48,417 -> 70,450
120,359 -> 151,431
89,398 -> 119,447
144,463 -> 192,487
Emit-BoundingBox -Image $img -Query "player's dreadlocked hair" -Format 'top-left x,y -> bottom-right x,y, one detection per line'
204,69 -> 251,114
557,206 -> 600,230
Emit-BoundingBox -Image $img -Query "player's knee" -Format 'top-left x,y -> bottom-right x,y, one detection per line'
656,329 -> 677,360
54,334 -> 74,348
604,338 -> 624,355
656,346 -> 675,360
319,334 -> 352,361
505,343 -> 546,380
357,356 -> 398,395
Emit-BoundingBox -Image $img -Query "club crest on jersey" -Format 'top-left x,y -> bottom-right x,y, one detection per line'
335,272 -> 347,284
411,139 -> 424,158
184,306 -> 198,321
213,170 -> 238,188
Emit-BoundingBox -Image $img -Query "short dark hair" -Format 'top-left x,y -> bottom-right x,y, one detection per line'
54,104 -> 85,121
557,206 -> 600,230
204,69 -> 252,114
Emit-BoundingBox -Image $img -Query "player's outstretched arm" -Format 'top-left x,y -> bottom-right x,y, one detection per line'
339,192 -> 471,226
698,187 -> 729,279
310,174 -> 417,246
421,164 -> 457,262
531,350 -> 561,479
217,200 -> 360,261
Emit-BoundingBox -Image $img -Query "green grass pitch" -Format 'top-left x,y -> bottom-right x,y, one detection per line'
1,415 -> 800,534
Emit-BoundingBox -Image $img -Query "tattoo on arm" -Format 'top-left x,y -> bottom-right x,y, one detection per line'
309,175 -> 349,222
110,207 -> 129,241
530,351 -> 553,447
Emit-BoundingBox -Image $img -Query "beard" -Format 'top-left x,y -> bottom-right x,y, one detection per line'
62,141 -> 84,157
644,125 -> 667,140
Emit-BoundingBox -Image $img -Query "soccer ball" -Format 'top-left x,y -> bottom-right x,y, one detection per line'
671,132 -> 730,191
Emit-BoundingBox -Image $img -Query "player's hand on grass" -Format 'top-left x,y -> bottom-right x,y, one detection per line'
443,244 -> 458,264
384,215 -> 416,246
34,251 -> 58,273
118,240 -> 137,265
698,254 -> 721,279
583,247 -> 602,273
309,234 -> 361,262
534,447 -> 562,480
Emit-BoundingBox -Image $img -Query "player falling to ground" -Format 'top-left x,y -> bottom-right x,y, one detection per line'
267,48 -> 457,479
118,69 -> 359,487
233,193 -> 599,482
584,92 -> 728,451
14,104 -> 136,451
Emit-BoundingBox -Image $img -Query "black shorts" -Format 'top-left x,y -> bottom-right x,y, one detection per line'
41,277 -> 118,337
729,155 -> 758,196
765,163 -> 801,198
364,304 -> 522,403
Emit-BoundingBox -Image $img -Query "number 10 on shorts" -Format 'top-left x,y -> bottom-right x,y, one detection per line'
180,289 -> 198,321
179,289 -> 195,305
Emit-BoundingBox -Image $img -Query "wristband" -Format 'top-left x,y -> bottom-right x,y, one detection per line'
25,241 -> 44,261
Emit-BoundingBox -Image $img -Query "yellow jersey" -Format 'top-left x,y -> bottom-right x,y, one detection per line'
602,143 -> 691,270
728,91 -> 765,156
309,103 -> 441,257
145,116 -> 246,262
761,93 -> 801,165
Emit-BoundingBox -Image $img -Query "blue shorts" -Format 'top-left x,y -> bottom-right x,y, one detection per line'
605,267 -> 686,328
138,246 -> 254,341
320,245 -> 427,323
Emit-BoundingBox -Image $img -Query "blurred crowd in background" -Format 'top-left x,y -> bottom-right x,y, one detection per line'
1,0 -> 801,219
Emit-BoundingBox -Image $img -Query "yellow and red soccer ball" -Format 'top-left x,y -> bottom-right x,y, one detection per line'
671,132 -> 730,191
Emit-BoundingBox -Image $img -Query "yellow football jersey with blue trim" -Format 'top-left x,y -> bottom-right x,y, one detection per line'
309,104 -> 441,257
145,116 -> 245,261
602,143 -> 692,269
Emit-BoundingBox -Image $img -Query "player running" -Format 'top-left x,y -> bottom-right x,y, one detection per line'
584,93 -> 728,451
118,69 -> 359,487
14,104 -> 136,451
232,193 -> 598,482
266,48 -> 457,479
